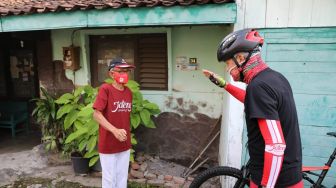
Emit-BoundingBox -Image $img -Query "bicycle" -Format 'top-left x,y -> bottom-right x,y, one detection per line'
189,132 -> 336,188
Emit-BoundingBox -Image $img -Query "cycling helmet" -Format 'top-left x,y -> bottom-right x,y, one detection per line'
217,29 -> 264,63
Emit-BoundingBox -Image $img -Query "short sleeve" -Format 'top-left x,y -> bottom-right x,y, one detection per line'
93,85 -> 108,111
245,82 -> 279,120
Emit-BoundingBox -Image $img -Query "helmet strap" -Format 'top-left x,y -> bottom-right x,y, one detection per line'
233,52 -> 253,82
232,56 -> 240,68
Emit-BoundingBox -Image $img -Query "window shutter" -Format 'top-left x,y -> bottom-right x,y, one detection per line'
137,34 -> 168,90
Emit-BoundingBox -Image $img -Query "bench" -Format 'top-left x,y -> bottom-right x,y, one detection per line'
0,101 -> 29,138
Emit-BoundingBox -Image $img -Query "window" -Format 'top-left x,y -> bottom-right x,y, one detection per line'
90,34 -> 168,90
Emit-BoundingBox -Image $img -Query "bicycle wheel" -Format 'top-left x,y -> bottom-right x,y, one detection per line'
189,166 -> 248,188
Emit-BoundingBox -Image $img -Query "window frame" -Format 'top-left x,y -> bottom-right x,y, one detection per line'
87,29 -> 172,93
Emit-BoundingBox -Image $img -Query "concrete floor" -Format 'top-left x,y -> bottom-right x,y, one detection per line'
0,127 -> 41,154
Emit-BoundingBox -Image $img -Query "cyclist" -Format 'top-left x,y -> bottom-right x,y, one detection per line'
203,29 -> 303,188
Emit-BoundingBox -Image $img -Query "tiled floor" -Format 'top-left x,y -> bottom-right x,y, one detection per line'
0,127 -> 41,154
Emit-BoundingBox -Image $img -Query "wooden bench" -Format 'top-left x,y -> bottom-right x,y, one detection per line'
0,101 -> 29,138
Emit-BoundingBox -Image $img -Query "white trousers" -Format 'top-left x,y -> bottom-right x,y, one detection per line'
99,150 -> 130,188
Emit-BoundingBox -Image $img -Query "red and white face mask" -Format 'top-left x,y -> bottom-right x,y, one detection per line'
113,71 -> 129,84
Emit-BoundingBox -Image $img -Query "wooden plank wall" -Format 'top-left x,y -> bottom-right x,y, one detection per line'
244,0 -> 336,28
260,28 -> 336,186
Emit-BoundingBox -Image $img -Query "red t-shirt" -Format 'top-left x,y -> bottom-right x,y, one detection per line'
93,83 -> 132,154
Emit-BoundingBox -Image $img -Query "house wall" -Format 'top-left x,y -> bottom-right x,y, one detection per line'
50,25 -> 232,165
244,0 -> 336,28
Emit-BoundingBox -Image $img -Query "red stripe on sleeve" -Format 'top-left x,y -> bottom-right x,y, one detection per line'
224,83 -> 246,103
258,119 -> 286,187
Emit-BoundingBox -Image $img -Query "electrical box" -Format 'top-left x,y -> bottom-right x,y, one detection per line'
63,46 -> 80,71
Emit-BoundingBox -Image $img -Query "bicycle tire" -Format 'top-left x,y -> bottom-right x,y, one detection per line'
189,166 -> 247,188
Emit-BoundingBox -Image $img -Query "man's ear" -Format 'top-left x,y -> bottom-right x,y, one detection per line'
108,71 -> 114,78
236,53 -> 246,64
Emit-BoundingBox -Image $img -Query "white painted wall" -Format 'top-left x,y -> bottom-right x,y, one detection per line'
51,26 -> 231,118
243,0 -> 336,28
218,0 -> 246,174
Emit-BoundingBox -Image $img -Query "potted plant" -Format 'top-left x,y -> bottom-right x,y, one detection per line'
32,88 -> 64,152
55,85 -> 98,174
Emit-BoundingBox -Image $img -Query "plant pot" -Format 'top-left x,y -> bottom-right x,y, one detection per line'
71,153 -> 89,175
91,158 -> 102,172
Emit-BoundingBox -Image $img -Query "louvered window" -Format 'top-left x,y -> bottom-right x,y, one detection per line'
135,34 -> 167,90
90,34 -> 168,91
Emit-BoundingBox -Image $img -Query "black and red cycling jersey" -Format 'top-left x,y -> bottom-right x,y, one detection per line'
225,68 -> 302,187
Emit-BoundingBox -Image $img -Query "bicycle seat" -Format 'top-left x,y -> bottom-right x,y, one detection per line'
327,132 -> 336,138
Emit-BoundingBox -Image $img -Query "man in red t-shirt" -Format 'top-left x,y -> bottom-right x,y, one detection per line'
93,57 -> 135,188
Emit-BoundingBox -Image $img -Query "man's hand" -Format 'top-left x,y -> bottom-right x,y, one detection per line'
112,128 -> 127,142
202,69 -> 227,88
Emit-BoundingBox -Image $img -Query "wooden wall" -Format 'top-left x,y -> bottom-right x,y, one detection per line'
260,28 -> 336,186
243,0 -> 336,28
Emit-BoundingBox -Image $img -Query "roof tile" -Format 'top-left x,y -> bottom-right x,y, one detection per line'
0,0 -> 233,16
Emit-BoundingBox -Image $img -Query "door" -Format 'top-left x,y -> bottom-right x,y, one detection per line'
9,48 -> 37,99
0,32 -> 40,100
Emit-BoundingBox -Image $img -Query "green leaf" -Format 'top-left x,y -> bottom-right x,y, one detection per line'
132,91 -> 143,105
84,150 -> 98,158
74,120 -> 84,130
74,87 -> 84,97
55,93 -> 74,104
63,110 -> 79,130
65,128 -> 87,143
84,85 -> 94,95
51,140 -> 57,150
78,140 -> 87,152
131,134 -> 137,145
104,78 -> 113,84
56,104 -> 74,119
143,119 -> 156,129
50,102 -> 56,119
87,136 -> 97,153
143,103 -> 159,110
149,108 -> 161,115
45,143 -> 51,151
87,119 -> 99,135
32,107 -> 39,116
78,103 -> 94,117
139,109 -> 151,125
89,155 -> 99,167
130,153 -> 134,163
41,87 -> 53,101
126,80 -> 140,92
130,113 -> 141,130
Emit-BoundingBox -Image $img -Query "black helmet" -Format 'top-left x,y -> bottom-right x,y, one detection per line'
217,29 -> 264,62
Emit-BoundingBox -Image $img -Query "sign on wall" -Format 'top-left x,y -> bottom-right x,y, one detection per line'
175,56 -> 198,71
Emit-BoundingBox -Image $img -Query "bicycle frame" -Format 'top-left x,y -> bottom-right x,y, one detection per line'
302,146 -> 336,187
238,160 -> 251,187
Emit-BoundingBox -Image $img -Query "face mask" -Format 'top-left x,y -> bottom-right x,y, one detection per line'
113,72 -> 129,84
227,65 -> 237,74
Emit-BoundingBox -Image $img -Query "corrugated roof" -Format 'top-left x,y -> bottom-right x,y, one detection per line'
0,0 -> 233,16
